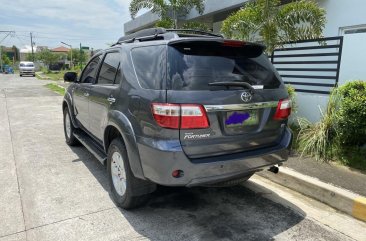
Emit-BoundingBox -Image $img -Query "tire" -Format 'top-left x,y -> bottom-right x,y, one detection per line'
63,107 -> 79,146
20,74 -> 22,77
107,138 -> 149,209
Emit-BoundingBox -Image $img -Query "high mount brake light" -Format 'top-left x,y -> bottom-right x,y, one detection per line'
223,40 -> 246,47
151,103 -> 209,129
274,99 -> 292,120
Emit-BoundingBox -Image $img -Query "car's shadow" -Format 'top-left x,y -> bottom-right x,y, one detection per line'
70,146 -> 305,241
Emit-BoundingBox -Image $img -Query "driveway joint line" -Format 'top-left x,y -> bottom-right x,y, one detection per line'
307,216 -> 357,241
4,91 -> 28,241
24,206 -> 116,232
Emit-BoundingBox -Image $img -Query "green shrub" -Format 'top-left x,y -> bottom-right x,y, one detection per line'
332,146 -> 366,171
297,88 -> 339,161
334,81 -> 366,146
286,84 -> 297,113
296,80 -> 366,168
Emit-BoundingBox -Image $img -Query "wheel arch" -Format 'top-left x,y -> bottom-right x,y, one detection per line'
104,111 -> 145,180
62,97 -> 79,128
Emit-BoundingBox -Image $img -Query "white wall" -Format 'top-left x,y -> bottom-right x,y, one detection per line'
319,0 -> 366,37
287,0 -> 366,123
338,32 -> 366,85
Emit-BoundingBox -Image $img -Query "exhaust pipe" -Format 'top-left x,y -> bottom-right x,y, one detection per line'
268,165 -> 279,174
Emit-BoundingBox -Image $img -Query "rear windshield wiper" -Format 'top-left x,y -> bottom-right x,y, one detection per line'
208,81 -> 255,93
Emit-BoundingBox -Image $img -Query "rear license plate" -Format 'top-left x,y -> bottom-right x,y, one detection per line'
225,110 -> 259,127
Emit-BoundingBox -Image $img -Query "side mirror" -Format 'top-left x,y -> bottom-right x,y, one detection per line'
64,72 -> 78,82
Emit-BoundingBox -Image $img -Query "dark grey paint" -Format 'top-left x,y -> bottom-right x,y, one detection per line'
63,39 -> 292,192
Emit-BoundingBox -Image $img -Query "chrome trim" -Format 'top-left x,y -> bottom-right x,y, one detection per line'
204,101 -> 278,112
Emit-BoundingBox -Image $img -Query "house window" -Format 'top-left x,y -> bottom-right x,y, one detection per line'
341,25 -> 366,35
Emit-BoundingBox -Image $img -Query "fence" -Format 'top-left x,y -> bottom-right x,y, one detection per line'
270,36 -> 344,95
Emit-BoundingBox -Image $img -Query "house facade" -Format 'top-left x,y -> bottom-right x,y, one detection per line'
124,0 -> 366,122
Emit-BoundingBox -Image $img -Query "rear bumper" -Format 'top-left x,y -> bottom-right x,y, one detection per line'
20,70 -> 35,74
137,127 -> 292,186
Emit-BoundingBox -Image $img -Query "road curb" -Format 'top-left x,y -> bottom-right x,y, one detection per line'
258,167 -> 366,222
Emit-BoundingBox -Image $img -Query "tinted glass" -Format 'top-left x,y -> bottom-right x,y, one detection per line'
81,55 -> 102,84
98,52 -> 120,85
168,42 -> 282,90
131,45 -> 165,89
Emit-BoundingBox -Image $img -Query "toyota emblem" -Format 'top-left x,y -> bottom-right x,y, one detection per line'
240,92 -> 252,102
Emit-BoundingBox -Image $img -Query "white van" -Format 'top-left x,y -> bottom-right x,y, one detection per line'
19,61 -> 35,77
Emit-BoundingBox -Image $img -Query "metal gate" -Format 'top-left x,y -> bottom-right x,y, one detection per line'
271,36 -> 344,94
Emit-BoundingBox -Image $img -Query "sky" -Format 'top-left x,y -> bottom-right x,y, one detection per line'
0,0 -> 145,50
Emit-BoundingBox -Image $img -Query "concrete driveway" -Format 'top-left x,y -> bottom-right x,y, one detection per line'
0,74 -> 363,241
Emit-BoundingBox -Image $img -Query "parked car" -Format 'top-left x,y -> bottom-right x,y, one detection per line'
19,61 -> 35,77
62,28 -> 292,209
1,65 -> 14,74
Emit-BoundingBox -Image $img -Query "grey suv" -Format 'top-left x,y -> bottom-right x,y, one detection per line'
62,28 -> 292,209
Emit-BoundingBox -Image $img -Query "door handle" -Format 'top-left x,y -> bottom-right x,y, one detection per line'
107,97 -> 116,104
84,92 -> 89,97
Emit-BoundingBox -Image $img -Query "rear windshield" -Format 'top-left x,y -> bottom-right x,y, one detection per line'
20,63 -> 34,67
167,42 -> 282,90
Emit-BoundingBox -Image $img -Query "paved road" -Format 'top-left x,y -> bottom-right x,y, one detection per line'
0,74 -> 365,241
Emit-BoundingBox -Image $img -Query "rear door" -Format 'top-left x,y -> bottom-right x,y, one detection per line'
73,54 -> 102,129
167,41 -> 289,159
88,51 -> 121,141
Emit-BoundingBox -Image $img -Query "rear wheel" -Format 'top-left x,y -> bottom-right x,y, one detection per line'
63,108 -> 79,146
107,138 -> 149,209
19,74 -> 22,77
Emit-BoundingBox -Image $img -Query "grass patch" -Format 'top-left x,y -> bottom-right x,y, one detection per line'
44,71 -> 65,81
45,83 -> 65,95
41,69 -> 81,81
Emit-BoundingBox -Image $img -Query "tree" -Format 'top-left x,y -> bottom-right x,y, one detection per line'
155,18 -> 174,28
129,0 -> 205,28
1,52 -> 11,65
36,49 -> 59,70
67,49 -> 87,68
182,21 -> 210,31
221,0 -> 326,53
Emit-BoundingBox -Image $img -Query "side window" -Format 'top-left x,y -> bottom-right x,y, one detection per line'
131,45 -> 165,89
98,52 -> 121,85
80,55 -> 102,84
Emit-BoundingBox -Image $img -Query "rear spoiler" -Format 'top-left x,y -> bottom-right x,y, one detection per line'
168,39 -> 266,57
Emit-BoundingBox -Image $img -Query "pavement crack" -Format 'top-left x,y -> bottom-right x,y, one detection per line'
4,91 -> 28,241
0,230 -> 26,239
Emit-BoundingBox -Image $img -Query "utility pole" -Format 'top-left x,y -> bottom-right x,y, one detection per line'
61,41 -> 72,69
30,32 -> 35,62
80,43 -> 82,69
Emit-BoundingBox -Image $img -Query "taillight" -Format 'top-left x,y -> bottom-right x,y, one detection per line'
274,99 -> 292,120
181,104 -> 209,129
151,103 -> 209,129
151,103 -> 180,129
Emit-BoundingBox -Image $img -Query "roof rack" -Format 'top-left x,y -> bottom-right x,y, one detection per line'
112,28 -> 223,46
